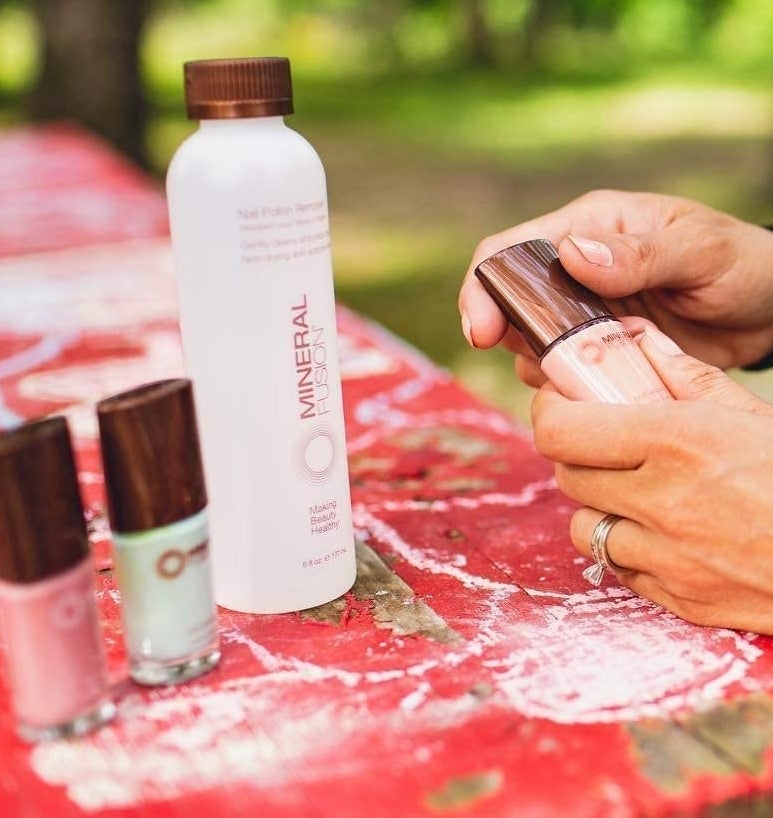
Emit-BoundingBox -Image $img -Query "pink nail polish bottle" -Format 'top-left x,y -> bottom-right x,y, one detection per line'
0,417 -> 116,742
475,239 -> 672,404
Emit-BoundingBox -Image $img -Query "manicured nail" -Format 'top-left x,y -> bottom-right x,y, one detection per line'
567,235 -> 614,267
643,326 -> 683,356
461,310 -> 475,347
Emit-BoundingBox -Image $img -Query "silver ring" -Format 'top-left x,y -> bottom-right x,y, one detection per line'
582,514 -> 625,587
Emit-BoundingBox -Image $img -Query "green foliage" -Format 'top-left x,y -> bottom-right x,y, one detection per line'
4,0 -> 772,103
618,0 -> 706,59
0,6 -> 36,97
135,0 -> 767,80
710,0 -> 773,71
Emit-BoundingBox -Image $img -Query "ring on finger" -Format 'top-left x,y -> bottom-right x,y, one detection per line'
582,513 -> 626,587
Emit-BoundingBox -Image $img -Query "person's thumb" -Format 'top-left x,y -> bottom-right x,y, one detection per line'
557,227 -> 710,299
639,325 -> 773,415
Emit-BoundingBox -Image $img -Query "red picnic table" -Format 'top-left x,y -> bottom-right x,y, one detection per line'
1,124 -> 773,818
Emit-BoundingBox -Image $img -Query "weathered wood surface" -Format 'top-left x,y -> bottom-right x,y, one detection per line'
1,125 -> 773,818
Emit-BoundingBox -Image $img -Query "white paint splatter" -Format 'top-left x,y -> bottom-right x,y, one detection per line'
483,590 -> 762,724
400,682 -> 432,712
354,507 -> 519,594
337,335 -> 398,380
18,330 -> 184,410
31,679 -> 348,810
30,674 -> 485,812
0,332 -> 78,380
0,241 -> 176,334
222,628 -> 362,688
364,478 -> 556,514
348,407 -> 526,454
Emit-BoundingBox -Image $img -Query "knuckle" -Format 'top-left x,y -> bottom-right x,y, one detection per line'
664,595 -> 693,622
474,235 -> 506,264
655,505 -> 685,541
553,464 -> 576,498
531,407 -> 563,459
515,356 -> 543,388
568,511 -> 586,548
660,570 -> 694,601
658,562 -> 719,624
625,233 -> 656,269
707,228 -> 736,261
645,481 -> 690,539
679,359 -> 727,398
576,188 -> 616,207
655,402 -> 698,448
667,596 -> 713,628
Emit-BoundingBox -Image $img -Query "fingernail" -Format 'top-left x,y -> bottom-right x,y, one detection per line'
567,235 -> 614,267
643,326 -> 683,356
461,310 -> 476,347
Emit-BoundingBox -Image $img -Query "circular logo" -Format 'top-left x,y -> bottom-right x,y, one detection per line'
156,549 -> 186,579
297,424 -> 337,485
579,340 -> 604,364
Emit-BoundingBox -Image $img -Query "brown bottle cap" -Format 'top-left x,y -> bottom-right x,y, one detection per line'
475,239 -> 613,358
97,379 -> 207,534
184,57 -> 293,120
0,417 -> 89,584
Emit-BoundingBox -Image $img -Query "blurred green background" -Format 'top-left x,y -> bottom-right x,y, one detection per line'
2,0 -> 772,422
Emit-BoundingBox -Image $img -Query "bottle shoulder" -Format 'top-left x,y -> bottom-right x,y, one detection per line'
166,123 -> 324,190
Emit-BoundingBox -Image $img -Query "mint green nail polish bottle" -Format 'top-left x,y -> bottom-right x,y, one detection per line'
97,379 -> 220,686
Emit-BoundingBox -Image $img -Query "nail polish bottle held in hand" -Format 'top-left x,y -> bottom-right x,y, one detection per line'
166,58 -> 356,613
475,239 -> 672,404
98,379 -> 220,686
0,417 -> 115,742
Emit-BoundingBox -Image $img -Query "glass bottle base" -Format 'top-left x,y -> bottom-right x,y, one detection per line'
130,647 -> 221,686
18,698 -> 116,743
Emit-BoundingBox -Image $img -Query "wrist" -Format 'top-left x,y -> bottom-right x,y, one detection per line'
741,225 -> 773,370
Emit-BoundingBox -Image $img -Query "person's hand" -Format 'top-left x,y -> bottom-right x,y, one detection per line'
459,190 -> 773,374
531,324 -> 773,634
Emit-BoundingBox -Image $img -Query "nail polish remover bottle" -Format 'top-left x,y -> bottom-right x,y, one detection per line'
0,417 -> 115,741
166,58 -> 356,613
98,379 -> 220,685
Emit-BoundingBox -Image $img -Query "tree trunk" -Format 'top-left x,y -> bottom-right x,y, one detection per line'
27,0 -> 150,165
462,0 -> 494,67
518,0 -> 560,69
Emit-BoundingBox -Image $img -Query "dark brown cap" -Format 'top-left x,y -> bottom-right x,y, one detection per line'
0,416 -> 89,584
97,379 -> 207,533
475,239 -> 613,358
184,57 -> 293,120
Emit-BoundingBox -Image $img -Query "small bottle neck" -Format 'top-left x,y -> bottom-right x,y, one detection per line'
198,116 -> 286,132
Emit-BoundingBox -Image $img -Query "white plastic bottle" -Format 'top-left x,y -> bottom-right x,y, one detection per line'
166,57 -> 356,613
